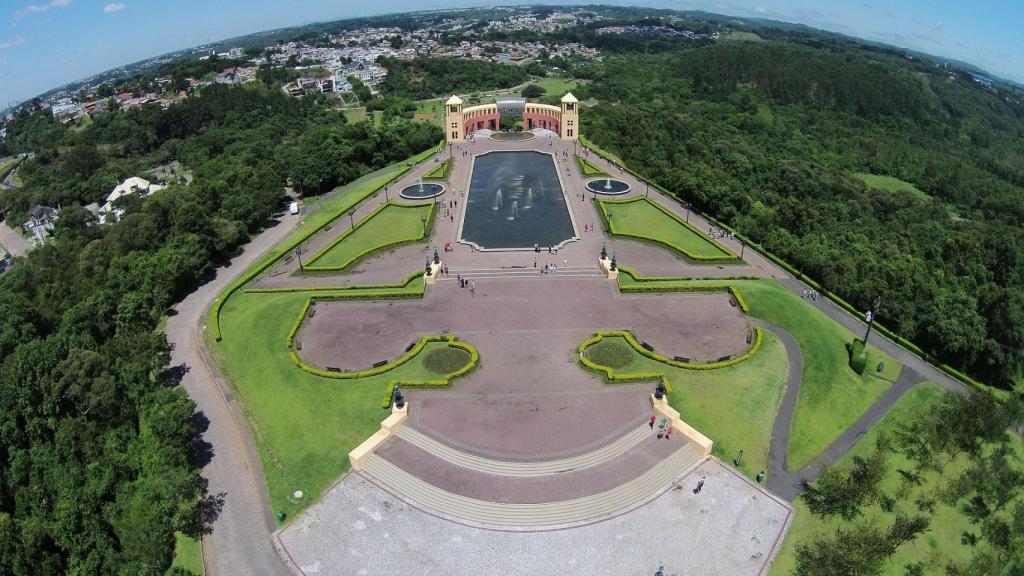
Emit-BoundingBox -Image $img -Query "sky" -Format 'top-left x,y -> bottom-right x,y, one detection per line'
0,0 -> 1021,106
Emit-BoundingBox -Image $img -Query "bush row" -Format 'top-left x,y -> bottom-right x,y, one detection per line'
597,198 -> 736,262
380,340 -> 480,408
210,140 -> 444,341
580,134 -> 992,393
616,266 -> 760,284
578,328 -> 763,374
286,299 -> 311,348
290,334 -> 470,379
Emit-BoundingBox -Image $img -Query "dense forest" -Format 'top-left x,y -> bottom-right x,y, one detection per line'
575,39 -> 1024,388
0,84 -> 439,573
377,57 -> 535,100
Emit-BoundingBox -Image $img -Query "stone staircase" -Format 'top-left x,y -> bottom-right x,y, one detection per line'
444,265 -> 606,282
393,425 -> 651,477
361,440 -> 705,529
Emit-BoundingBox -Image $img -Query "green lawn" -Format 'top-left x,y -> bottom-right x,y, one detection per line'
735,280 -> 900,471
304,203 -> 433,271
854,173 -> 930,201
208,143 -> 444,340
575,154 -> 607,176
581,331 -> 789,480
770,382 -> 1024,575
168,533 -> 204,575
530,77 -> 579,96
211,290 -> 470,521
598,197 -> 736,261
614,275 -> 902,471
342,108 -> 383,126
423,159 -> 450,180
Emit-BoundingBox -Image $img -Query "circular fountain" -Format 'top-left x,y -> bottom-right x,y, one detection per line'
489,131 -> 536,142
585,178 -> 631,196
400,177 -> 445,200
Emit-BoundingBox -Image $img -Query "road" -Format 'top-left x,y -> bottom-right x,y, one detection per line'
164,213 -> 299,576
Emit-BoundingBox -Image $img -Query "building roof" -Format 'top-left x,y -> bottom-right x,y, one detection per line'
445,95 -> 463,106
105,176 -> 152,204
561,92 -> 578,103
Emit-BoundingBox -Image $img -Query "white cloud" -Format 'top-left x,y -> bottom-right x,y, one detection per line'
13,0 -> 70,23
0,36 -> 27,49
103,2 -> 125,13
754,5 -> 766,14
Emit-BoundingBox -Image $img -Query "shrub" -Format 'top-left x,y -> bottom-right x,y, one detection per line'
849,339 -> 867,374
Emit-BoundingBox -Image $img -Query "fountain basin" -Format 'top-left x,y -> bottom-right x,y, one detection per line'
489,131 -> 536,142
400,182 -> 445,199
585,178 -> 631,195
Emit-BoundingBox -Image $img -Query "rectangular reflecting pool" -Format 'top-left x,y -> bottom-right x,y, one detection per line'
460,151 -> 576,250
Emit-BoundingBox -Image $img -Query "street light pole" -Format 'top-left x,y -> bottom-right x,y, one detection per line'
384,185 -> 389,202
295,247 -> 303,272
740,238 -> 746,260
863,297 -> 883,345
348,209 -> 356,229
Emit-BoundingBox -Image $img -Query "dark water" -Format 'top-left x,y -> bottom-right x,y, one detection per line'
400,182 -> 444,199
462,151 -> 575,249
585,178 -> 630,195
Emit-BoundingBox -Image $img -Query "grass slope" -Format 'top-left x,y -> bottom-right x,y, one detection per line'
211,290 -> 467,521
615,275 -> 901,471
854,173 -> 930,201
305,203 -> 433,270
598,197 -> 735,260
770,382 -> 1024,575
583,332 -> 789,480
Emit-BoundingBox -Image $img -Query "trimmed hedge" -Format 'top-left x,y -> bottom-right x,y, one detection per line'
303,202 -> 436,272
574,154 -> 607,176
291,335 -> 478,382
423,160 -> 450,180
210,140 -> 444,341
382,340 -> 480,408
580,133 -> 996,394
597,197 -> 736,262
286,299 -> 311,348
616,266 -> 760,284
579,328 -> 763,373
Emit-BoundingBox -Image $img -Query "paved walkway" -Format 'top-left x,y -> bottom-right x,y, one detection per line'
165,214 -> 301,576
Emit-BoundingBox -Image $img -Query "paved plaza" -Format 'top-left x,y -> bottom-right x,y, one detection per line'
255,124 -> 798,574
276,459 -> 792,576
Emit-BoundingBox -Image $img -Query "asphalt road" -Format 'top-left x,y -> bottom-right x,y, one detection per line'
164,212 -> 299,576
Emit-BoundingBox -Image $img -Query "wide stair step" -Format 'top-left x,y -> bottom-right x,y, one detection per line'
394,425 -> 650,477
444,266 -> 606,281
361,443 -> 704,528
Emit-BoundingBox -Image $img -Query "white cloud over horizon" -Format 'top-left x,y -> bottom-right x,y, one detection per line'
0,36 -> 28,49
103,3 -> 126,13
12,0 -> 71,23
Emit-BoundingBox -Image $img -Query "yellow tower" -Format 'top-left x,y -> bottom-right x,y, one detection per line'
445,95 -> 464,144
560,92 -> 579,141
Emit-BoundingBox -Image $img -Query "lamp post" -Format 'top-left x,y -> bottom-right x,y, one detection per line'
295,247 -> 303,272
420,214 -> 427,234
316,178 -> 322,206
684,201 -> 690,223
384,185 -> 389,202
348,209 -> 356,229
740,238 -> 746,260
863,297 -> 883,345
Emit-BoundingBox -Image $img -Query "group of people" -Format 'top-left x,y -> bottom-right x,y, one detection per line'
439,199 -> 458,223
582,223 -> 596,232
802,288 -> 820,301
455,274 -> 475,293
648,415 -> 674,440
707,226 -> 736,241
535,258 -> 569,274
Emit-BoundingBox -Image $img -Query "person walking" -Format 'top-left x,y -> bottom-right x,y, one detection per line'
665,427 -> 672,440
693,476 -> 705,494
649,415 -> 656,429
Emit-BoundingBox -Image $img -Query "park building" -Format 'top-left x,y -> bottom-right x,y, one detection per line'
445,92 -> 579,143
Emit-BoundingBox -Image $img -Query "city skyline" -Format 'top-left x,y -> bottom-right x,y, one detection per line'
0,0 -> 1021,106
